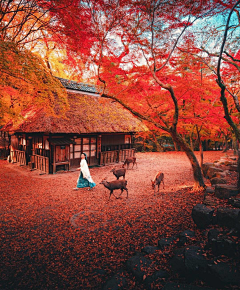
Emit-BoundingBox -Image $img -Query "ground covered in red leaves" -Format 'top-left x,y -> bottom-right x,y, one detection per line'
0,151 -> 236,289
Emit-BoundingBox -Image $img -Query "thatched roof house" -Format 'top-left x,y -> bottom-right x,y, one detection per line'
9,93 -> 146,134
1,78 -> 148,173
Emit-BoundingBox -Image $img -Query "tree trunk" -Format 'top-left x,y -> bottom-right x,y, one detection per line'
173,140 -> 178,151
190,126 -> 195,151
142,139 -> 146,151
190,134 -> 194,151
152,133 -> 162,152
196,126 -> 203,168
238,150 -> 240,189
100,93 -> 205,188
222,135 -> 229,152
233,137 -> 238,155
199,141 -> 203,168
170,130 -> 205,188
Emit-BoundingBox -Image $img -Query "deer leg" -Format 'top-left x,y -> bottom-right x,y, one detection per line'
112,192 -> 119,199
126,188 -> 128,198
109,190 -> 113,200
120,188 -> 124,196
116,189 -> 123,199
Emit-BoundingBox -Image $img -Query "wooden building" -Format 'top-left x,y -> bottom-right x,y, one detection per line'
0,78 -> 147,174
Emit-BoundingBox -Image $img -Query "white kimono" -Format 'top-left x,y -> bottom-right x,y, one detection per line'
80,159 -> 95,184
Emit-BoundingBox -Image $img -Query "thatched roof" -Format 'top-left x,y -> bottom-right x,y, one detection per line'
5,93 -> 148,134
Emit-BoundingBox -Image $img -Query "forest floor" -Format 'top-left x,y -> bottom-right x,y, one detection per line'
0,150 -> 237,289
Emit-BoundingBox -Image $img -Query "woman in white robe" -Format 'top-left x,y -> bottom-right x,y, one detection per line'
74,153 -> 96,190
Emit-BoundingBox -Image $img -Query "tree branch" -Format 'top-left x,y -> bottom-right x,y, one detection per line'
224,50 -> 240,62
101,93 -> 169,132
216,0 -> 240,141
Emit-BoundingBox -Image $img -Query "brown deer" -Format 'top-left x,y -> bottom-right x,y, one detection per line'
100,179 -> 128,200
122,157 -> 137,169
110,167 -> 126,179
151,172 -> 164,194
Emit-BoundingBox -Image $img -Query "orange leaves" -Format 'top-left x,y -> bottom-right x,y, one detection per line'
1,0 -> 52,46
0,41 -> 69,126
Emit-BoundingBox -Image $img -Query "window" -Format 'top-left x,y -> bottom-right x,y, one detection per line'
83,138 -> 90,158
90,138 -> 96,157
20,138 -> 26,146
70,137 -> 97,160
74,145 -> 81,151
74,138 -> 81,158
70,144 -> 73,159
125,135 -> 131,144
45,139 -> 49,150
83,144 -> 89,151
75,151 -> 81,158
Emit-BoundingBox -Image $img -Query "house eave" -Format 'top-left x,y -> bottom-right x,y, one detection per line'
66,88 -> 100,97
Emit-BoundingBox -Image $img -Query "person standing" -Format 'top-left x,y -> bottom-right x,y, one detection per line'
73,153 -> 96,190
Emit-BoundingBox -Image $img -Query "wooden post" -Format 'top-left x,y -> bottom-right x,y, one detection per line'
46,157 -> 49,174
53,145 -> 56,173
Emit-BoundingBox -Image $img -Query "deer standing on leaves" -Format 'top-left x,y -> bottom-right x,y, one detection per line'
100,179 -> 128,200
151,172 -> 164,194
110,167 -> 126,179
122,157 -> 137,169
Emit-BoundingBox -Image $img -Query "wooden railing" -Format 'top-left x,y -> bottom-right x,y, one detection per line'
119,148 -> 135,162
31,154 -> 49,174
10,150 -> 26,166
100,148 -> 135,165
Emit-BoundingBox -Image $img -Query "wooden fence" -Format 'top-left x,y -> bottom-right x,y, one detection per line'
100,148 -> 135,165
119,148 -> 135,162
10,150 -> 26,166
31,154 -> 49,174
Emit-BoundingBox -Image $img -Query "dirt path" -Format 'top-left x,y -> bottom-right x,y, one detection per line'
0,151 -> 228,289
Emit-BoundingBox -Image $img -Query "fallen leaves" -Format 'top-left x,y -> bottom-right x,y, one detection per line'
0,151 -> 237,289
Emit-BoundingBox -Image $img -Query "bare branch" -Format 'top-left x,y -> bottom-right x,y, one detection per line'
224,50 -> 240,62
216,0 -> 240,142
217,0 -> 240,79
202,47 -> 240,72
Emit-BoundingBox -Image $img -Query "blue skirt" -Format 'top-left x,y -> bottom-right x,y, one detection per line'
76,172 -> 96,189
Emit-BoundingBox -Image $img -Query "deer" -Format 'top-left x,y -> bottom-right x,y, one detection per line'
110,167 -> 126,180
151,172 -> 164,194
122,157 -> 137,169
100,179 -> 128,200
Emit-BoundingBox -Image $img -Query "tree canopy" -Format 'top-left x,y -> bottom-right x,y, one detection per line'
1,0 -> 240,187
0,40 -> 68,126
